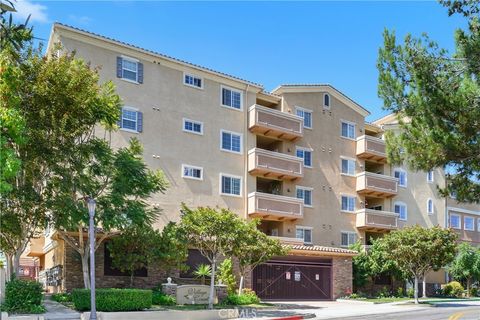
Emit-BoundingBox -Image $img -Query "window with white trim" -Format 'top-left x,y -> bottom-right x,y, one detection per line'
341,232 -> 357,247
394,169 -> 407,187
477,218 -> 480,232
120,107 -> 142,132
427,170 -> 434,183
220,174 -> 241,196
464,216 -> 475,231
296,227 -> 312,244
296,186 -> 313,207
394,202 -> 407,221
341,121 -> 355,139
121,58 -> 138,82
427,199 -> 434,215
184,74 -> 203,88
341,158 -> 355,176
221,130 -> 242,154
324,93 -> 330,109
449,214 -> 461,229
295,107 -> 312,129
182,164 -> 203,180
183,119 -> 203,135
221,86 -> 242,110
341,195 -> 355,212
296,147 -> 312,167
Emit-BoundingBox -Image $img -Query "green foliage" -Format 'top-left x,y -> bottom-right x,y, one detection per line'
222,289 -> 260,305
396,287 -> 405,298
217,258 -> 237,294
470,287 -> 479,297
377,2 -> 480,203
0,1 -> 33,57
2,279 -> 44,313
349,242 -> 371,289
193,264 -> 212,285
152,291 -> 176,306
449,242 -> 480,282
442,281 -> 464,297
407,287 -> 414,298
51,292 -> 72,303
72,288 -> 152,311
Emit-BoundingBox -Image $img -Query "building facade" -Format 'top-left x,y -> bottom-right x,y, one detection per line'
23,23 -> 479,300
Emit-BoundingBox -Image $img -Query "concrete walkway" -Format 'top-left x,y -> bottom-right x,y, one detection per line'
42,295 -> 80,320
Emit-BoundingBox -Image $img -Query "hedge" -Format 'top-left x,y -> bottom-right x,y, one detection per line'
2,278 -> 45,314
152,291 -> 176,305
72,288 -> 152,311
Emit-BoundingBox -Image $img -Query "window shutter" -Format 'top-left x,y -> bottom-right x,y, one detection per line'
137,62 -> 144,84
116,57 -> 123,78
137,111 -> 143,132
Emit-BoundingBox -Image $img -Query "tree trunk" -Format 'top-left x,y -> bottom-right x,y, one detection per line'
422,275 -> 427,298
13,250 -> 22,278
238,275 -> 244,295
208,260 -> 216,309
81,252 -> 90,289
5,254 -> 13,281
467,278 -> 471,297
414,275 -> 419,304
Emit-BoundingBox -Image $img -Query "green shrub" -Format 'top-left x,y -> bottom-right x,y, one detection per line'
152,291 -> 176,306
442,281 -> 464,297
72,288 -> 152,311
217,258 -> 237,294
222,289 -> 260,305
470,287 -> 478,297
2,279 -> 45,314
396,287 -> 404,297
407,287 -> 414,298
51,292 -> 72,303
377,286 -> 390,298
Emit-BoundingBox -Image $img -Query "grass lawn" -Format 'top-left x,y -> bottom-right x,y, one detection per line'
350,297 -> 480,304
152,303 -> 274,310
353,297 -> 412,304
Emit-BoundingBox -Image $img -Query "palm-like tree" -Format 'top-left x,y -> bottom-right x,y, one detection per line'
193,264 -> 211,285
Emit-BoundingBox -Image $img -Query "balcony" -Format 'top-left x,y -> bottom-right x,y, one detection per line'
356,208 -> 398,232
248,148 -> 303,181
248,192 -> 304,221
25,237 -> 45,257
268,236 -> 304,246
248,104 -> 303,141
356,171 -> 398,198
356,135 -> 387,163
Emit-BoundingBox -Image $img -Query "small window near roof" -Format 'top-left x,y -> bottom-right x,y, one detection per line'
324,93 -> 330,109
221,87 -> 242,110
184,74 -> 203,89
116,56 -> 143,83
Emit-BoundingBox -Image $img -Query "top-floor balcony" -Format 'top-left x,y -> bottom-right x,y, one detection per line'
248,104 -> 303,141
356,135 -> 387,163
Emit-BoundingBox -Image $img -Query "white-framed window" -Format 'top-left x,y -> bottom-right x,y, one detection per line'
341,231 -> 357,247
296,186 -> 313,207
182,164 -> 203,180
323,93 -> 331,109
427,198 -> 434,215
341,121 -> 356,139
341,195 -> 355,212
464,216 -> 475,231
296,226 -> 313,244
183,118 -> 203,135
121,57 -> 139,82
341,157 -> 356,176
220,130 -> 242,154
394,169 -> 407,187
119,107 -> 142,133
220,174 -> 242,197
477,218 -> 480,232
427,170 -> 434,183
449,214 -> 461,229
184,73 -> 203,89
394,202 -> 407,221
295,106 -> 312,129
221,86 -> 242,110
296,147 -> 313,168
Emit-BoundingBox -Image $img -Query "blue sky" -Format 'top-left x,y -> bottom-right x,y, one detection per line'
13,1 -> 466,121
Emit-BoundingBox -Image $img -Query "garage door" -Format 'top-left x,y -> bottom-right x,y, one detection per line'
252,258 -> 332,300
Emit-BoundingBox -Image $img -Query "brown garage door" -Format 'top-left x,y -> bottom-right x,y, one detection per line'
252,258 -> 332,300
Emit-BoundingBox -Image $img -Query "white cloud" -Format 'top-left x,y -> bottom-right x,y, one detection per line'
13,0 -> 48,24
68,14 -> 92,26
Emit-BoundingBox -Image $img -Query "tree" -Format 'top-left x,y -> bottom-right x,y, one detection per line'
378,226 -> 457,304
349,242 -> 371,291
179,205 -> 244,309
377,1 -> 480,203
217,258 -> 236,294
232,219 -> 287,295
449,242 -> 480,296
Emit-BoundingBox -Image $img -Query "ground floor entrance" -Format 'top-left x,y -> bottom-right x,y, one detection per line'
252,256 -> 332,300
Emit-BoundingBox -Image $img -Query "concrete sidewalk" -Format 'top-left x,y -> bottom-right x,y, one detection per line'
42,295 -> 80,320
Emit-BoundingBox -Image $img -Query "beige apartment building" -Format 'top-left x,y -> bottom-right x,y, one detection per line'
22,23 -> 479,300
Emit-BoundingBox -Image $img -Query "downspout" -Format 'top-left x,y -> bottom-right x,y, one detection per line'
444,167 -> 449,283
244,84 -> 251,220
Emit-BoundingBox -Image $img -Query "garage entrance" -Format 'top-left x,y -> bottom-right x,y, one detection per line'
252,257 -> 332,300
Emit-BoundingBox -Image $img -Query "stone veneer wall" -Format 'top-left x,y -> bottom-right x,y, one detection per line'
332,256 -> 353,299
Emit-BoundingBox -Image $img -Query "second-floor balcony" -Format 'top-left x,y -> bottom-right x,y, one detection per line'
356,171 -> 398,198
248,104 -> 303,141
248,192 -> 304,221
25,237 -> 45,257
248,148 -> 303,181
356,135 -> 387,163
356,208 -> 399,232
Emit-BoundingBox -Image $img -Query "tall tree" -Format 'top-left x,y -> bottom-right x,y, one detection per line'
377,0 -> 480,203
179,205 -> 244,309
378,226 -> 457,304
449,242 -> 480,296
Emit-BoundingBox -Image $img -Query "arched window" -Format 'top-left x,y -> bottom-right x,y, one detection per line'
324,93 -> 330,108
427,199 -> 434,214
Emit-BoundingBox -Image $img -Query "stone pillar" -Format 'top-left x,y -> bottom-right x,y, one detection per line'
161,277 -> 177,297
332,256 -> 353,299
215,284 -> 228,303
